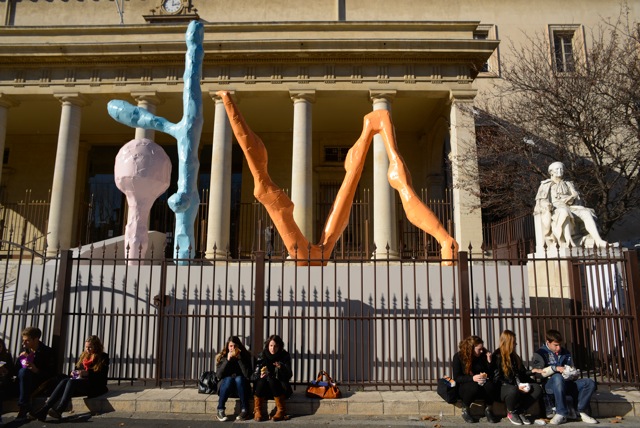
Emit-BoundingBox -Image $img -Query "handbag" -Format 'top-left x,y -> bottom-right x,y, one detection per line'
436,376 -> 458,403
197,371 -> 218,394
305,370 -> 342,399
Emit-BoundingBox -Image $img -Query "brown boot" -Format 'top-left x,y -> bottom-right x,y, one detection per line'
272,395 -> 287,421
253,396 -> 264,421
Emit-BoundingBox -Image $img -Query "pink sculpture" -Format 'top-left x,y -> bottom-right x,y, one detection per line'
114,138 -> 171,263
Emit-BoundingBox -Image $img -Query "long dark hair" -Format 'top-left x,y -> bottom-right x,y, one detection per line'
216,336 -> 248,364
264,334 -> 285,353
458,335 -> 484,375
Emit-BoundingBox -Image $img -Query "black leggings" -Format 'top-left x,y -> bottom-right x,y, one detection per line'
458,381 -> 497,408
253,376 -> 286,399
500,383 -> 542,413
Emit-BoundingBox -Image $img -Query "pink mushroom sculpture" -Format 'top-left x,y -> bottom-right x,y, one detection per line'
114,138 -> 171,264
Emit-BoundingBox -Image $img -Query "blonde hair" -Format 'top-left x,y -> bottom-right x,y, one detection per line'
499,330 -> 517,377
76,335 -> 107,372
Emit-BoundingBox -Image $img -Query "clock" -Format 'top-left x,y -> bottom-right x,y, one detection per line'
161,0 -> 183,14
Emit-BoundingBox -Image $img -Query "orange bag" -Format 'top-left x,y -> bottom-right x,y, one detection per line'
305,370 -> 342,399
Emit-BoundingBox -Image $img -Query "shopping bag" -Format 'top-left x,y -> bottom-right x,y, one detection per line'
305,370 -> 342,399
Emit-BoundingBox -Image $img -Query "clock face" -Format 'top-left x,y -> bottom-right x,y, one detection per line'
162,0 -> 183,14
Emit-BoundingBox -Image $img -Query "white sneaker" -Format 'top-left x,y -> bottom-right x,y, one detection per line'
549,414 -> 567,425
580,412 -> 598,424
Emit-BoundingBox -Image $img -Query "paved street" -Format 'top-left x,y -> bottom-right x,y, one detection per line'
2,412 -> 640,428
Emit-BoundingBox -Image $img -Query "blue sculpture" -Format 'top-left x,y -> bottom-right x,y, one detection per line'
107,20 -> 204,263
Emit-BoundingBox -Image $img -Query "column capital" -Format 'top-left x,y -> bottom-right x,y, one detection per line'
290,90 -> 315,103
210,90 -> 236,104
54,92 -> 89,107
369,89 -> 396,103
0,93 -> 19,109
131,91 -> 162,105
449,89 -> 477,103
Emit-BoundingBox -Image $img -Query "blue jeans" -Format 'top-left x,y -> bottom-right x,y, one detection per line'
17,367 -> 36,408
217,376 -> 249,411
43,377 -> 90,413
545,373 -> 596,416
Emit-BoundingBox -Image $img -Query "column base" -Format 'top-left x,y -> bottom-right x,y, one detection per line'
204,249 -> 230,260
371,249 -> 401,260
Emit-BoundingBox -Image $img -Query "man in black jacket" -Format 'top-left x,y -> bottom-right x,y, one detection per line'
15,326 -> 57,418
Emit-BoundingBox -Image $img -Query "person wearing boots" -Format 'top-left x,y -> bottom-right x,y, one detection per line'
492,330 -> 542,425
251,335 -> 292,422
28,335 -> 109,421
452,335 -> 499,423
215,336 -> 253,421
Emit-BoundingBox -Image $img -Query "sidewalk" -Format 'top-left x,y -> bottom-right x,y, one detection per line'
6,384 -> 640,419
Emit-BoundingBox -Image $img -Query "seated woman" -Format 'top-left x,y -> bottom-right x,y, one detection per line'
0,338 -> 15,426
491,330 -> 542,426
28,335 -> 109,421
252,335 -> 292,422
215,336 -> 253,422
452,335 -> 499,424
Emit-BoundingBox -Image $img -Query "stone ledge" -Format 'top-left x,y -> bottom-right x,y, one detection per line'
3,388 -> 638,418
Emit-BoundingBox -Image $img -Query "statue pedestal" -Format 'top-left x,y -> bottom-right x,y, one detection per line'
526,246 -> 621,365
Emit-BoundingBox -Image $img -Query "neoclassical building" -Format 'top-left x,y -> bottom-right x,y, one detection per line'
0,0 -> 634,259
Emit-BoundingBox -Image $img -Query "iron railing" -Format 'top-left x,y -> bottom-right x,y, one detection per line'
1,238 -> 638,391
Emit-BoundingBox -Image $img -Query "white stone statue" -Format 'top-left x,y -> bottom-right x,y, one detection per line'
534,161 -> 607,250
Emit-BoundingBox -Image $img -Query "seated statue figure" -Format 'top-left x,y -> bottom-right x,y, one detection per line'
534,162 -> 607,249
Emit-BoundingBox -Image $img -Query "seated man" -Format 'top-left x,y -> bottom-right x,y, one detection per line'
535,162 -> 607,249
15,326 -> 57,418
531,329 -> 597,425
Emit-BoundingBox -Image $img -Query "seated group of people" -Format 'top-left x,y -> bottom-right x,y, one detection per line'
452,329 -> 598,426
214,334 -> 293,422
0,328 -> 292,424
0,326 -> 109,424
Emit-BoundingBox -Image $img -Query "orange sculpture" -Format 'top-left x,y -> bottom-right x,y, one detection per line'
217,91 -> 458,266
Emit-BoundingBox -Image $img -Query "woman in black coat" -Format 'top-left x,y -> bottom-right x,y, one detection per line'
252,334 -> 292,422
452,335 -> 499,423
491,330 -> 542,425
29,335 -> 109,421
214,336 -> 253,421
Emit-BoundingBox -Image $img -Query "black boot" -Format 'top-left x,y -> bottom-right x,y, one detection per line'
485,406 -> 500,423
461,406 -> 476,423
27,406 -> 49,422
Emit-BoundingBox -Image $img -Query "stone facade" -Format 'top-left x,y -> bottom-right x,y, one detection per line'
0,0 -> 635,256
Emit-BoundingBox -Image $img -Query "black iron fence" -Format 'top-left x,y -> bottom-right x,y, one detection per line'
1,238 -> 639,391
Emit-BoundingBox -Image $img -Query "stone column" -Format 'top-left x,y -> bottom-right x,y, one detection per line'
0,94 -> 18,191
370,90 -> 399,259
290,90 -> 315,240
449,89 -> 483,253
46,93 -> 87,256
132,92 -> 161,140
205,91 -> 233,259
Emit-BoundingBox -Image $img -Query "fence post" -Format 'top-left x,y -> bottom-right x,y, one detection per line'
623,249 -> 640,382
252,250 -> 266,354
154,258 -> 168,387
457,251 -> 471,339
51,249 -> 72,373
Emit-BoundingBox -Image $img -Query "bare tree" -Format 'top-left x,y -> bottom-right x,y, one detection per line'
458,4 -> 640,236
